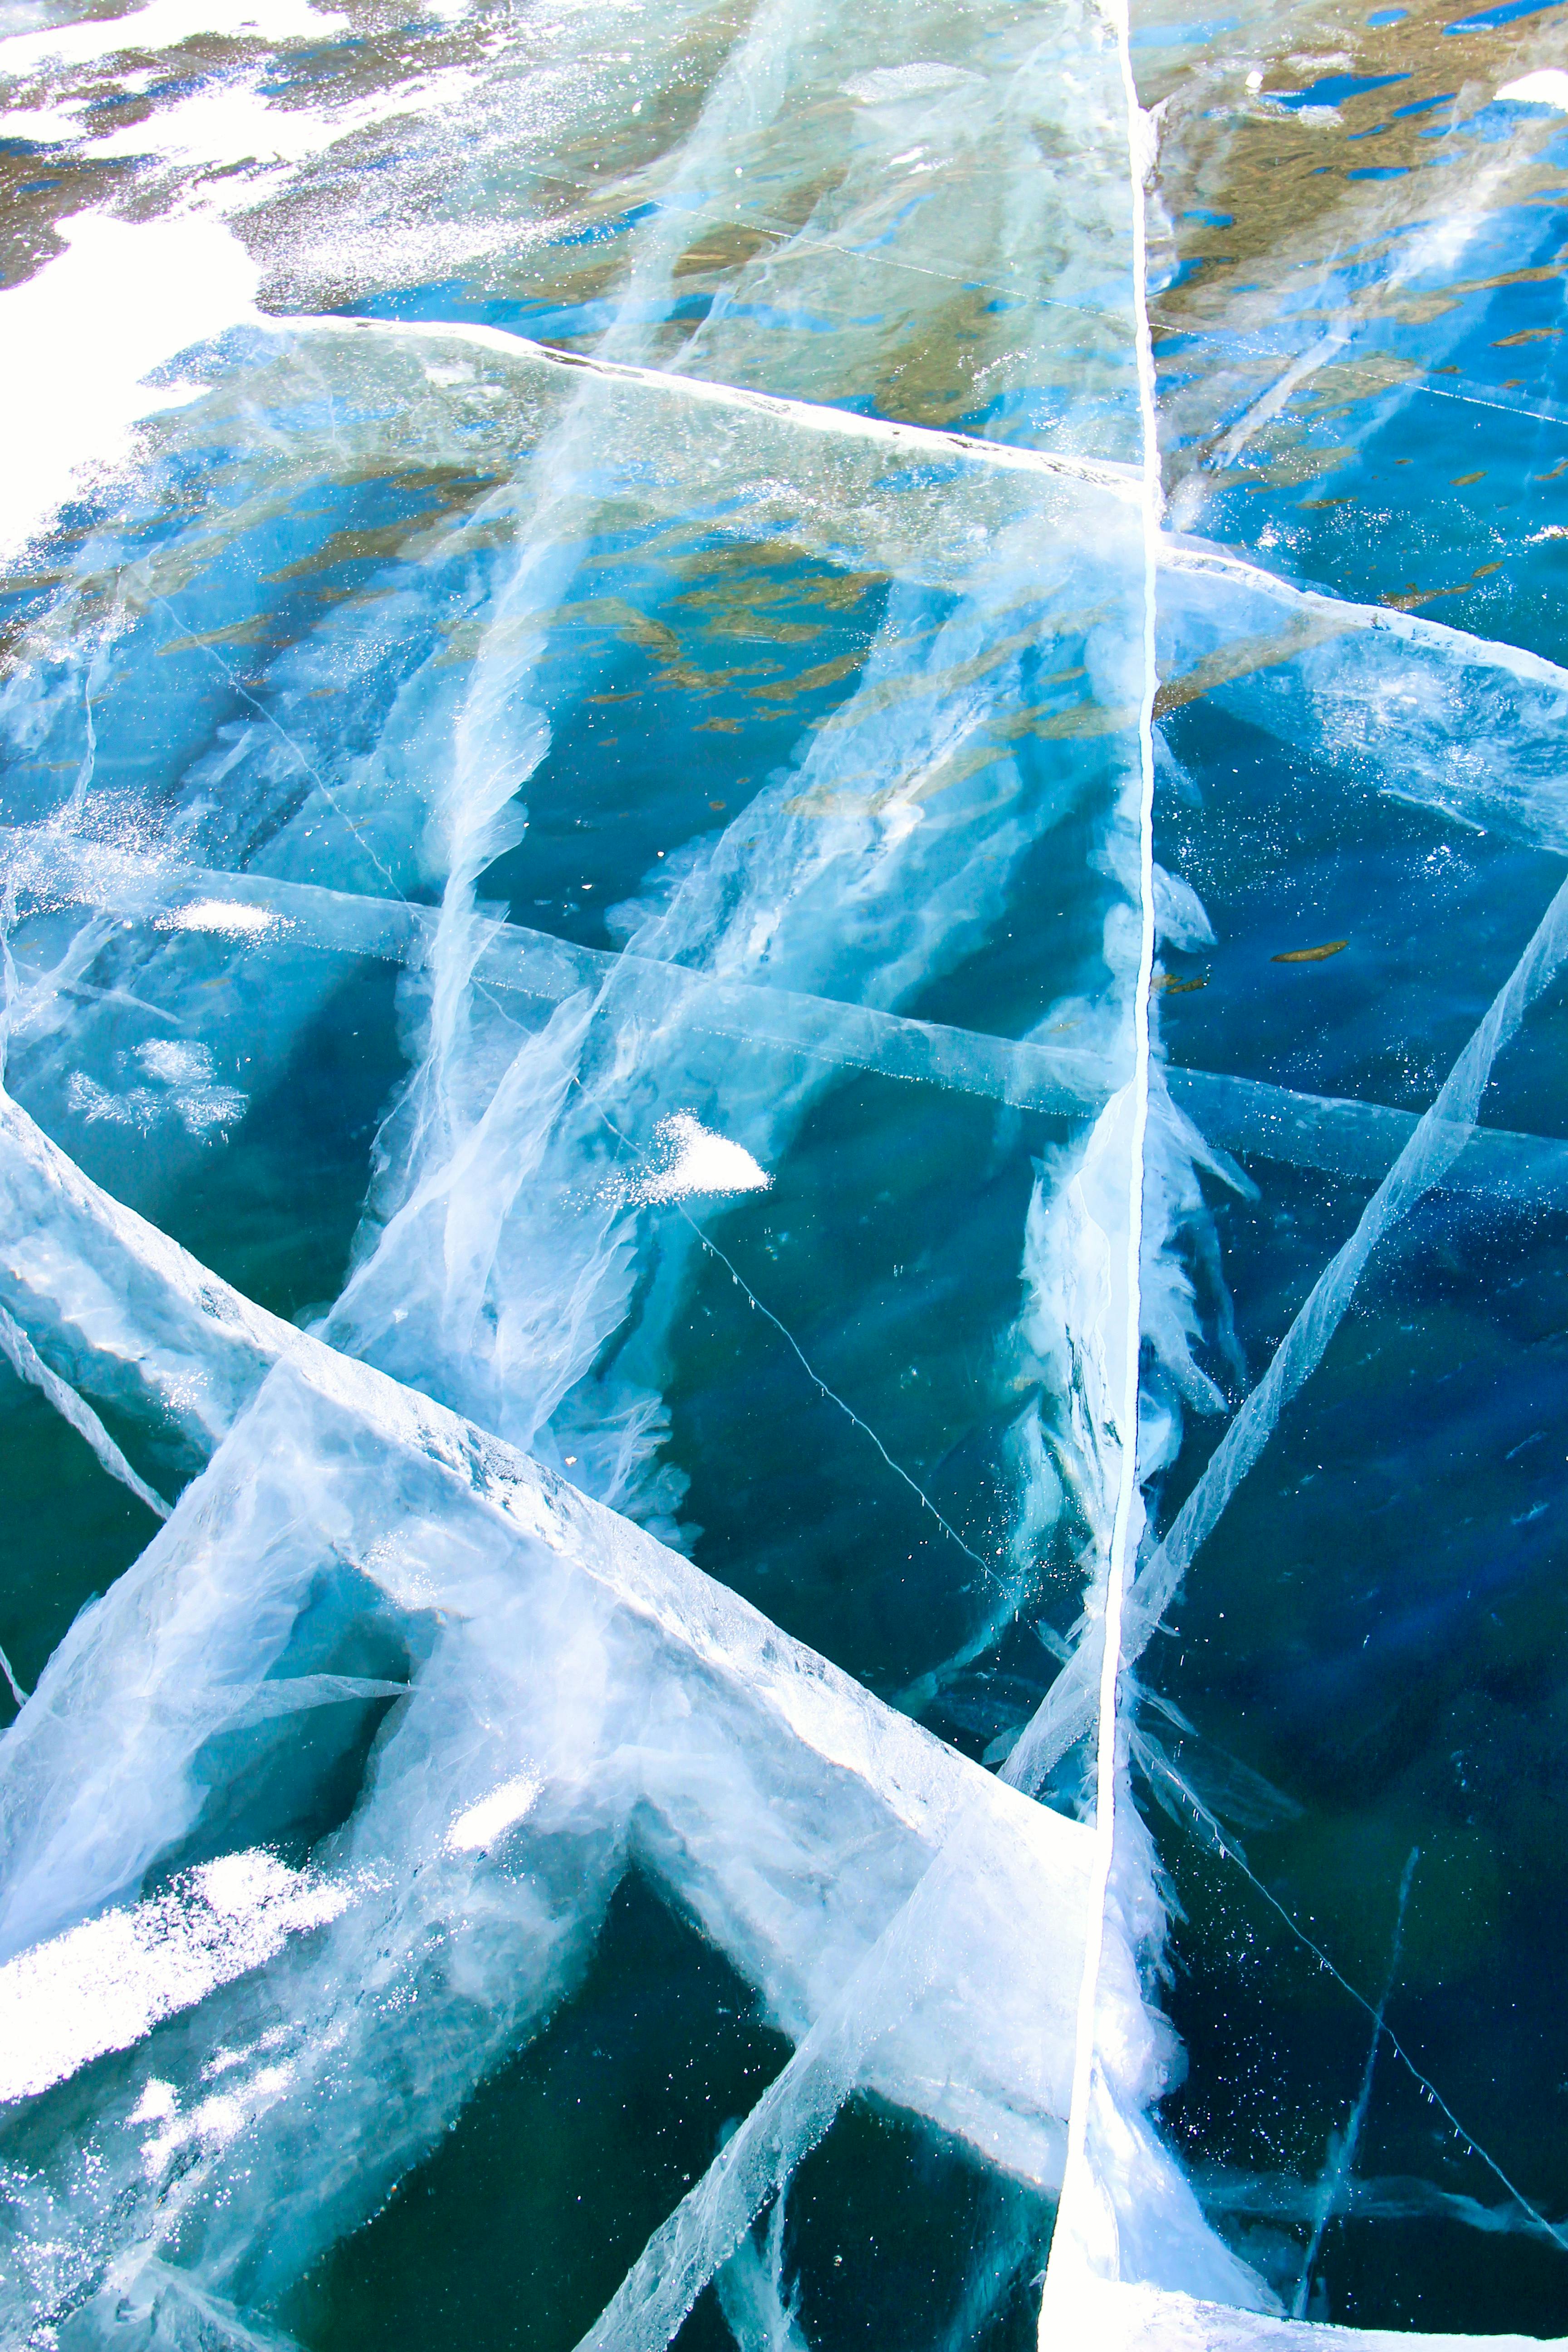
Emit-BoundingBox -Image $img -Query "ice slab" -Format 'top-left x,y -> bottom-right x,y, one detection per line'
0,1090 -> 1180,2337
0,0 -> 1145,467
1144,0 -> 1568,661
1049,2275 -> 1568,2350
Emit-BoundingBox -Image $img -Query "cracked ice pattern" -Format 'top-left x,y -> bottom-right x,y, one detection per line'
2,0 -> 1568,2346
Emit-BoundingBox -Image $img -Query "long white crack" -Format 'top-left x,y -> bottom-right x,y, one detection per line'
10,835 -> 1568,1207
253,312 -> 1143,499
1040,0 -> 1162,2313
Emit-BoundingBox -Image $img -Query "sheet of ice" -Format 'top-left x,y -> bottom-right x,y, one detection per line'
571,0 -> 1140,460
576,1796 -> 1052,2352
9,0 -> 1562,2327
292,365 -> 1147,1551
12,833 -> 1568,1212
995,852 -> 1568,1824
0,1096 -> 1188,2338
1157,547 -> 1568,858
1142,0 -> 1568,571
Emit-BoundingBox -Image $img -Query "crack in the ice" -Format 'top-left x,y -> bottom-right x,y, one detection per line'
576,1079 -> 1004,1594
1292,1845 -> 1418,2317
1045,0 -> 1164,2298
152,595 -> 409,903
264,315 -> 1141,498
1145,1740 -> 1568,2261
0,1299 -> 172,1528
1214,1831 -> 1568,2259
0,1642 -> 25,1708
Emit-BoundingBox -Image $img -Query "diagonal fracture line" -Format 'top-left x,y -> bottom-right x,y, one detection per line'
573,1812 -> 971,2352
0,1300 -> 170,1526
149,596 -> 410,904
1413,378 -> 1568,433
534,159 -> 1129,323
0,1088 -> 1094,2188
1210,1826 -> 1568,2259
1005,857 -> 1568,1797
252,312 -> 1144,499
1147,1731 -> 1568,2261
0,1081 -> 1088,1876
1292,1847 -> 1417,2317
1204,326 -> 1349,475
1161,537 -> 1568,696
1132,858 -> 1568,1642
11,836 -> 1568,1207
578,1082 -> 1003,1591
203,308 -> 1568,701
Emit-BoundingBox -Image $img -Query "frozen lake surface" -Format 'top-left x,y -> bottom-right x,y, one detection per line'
1,0 -> 1568,2343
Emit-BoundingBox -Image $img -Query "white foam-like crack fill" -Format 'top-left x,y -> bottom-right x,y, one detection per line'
155,901 -> 289,941
0,1850 -> 356,2104
445,1773 -> 544,1853
1498,69 -> 1568,108
624,1113 -> 774,1206
0,214 -> 260,563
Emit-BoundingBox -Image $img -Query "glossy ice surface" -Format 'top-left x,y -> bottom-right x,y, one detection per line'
0,0 -> 1567,2345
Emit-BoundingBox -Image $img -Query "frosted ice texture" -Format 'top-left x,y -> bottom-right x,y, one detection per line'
3,0 -> 1568,2342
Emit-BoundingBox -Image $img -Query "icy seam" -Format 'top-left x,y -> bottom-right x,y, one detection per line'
1207,1824 -> 1568,2259
0,1298 -> 171,1526
1292,1847 -> 1417,2316
258,313 -> 1143,499
1044,0 -> 1162,2308
578,1081 -> 1004,1593
152,594 -> 407,903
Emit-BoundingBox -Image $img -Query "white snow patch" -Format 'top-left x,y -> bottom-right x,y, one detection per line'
0,100 -> 85,138
157,898 -> 287,938
79,60 -> 481,176
0,1849 -> 355,2102
1498,69 -> 1568,109
446,1773 -> 543,1853
0,211 -> 260,562
0,0 -> 345,75
628,1112 -> 773,1205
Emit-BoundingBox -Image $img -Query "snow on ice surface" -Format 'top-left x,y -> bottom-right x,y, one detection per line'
0,1849 -> 358,2103
3,0 -> 1568,2343
0,215 -> 260,559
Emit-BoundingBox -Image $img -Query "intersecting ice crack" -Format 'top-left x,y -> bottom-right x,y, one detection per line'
6,27 -> 1568,2342
6,575 -> 1568,2333
0,1088 -> 1140,2331
1038,0 -> 1165,2316
12,836 -> 1568,1206
1000,857 -> 1568,1810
